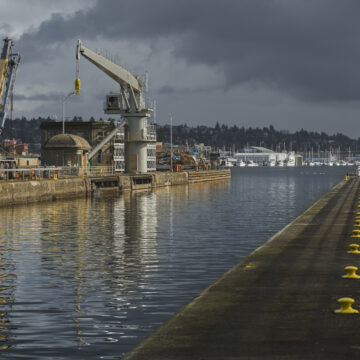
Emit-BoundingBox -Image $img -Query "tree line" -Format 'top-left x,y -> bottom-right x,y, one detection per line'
157,122 -> 360,153
3,117 -> 360,154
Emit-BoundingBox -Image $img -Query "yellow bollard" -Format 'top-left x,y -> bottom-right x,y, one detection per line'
352,230 -> 360,238
355,220 -> 360,227
348,244 -> 360,254
345,175 -> 349,181
334,297 -> 359,314
342,266 -> 360,279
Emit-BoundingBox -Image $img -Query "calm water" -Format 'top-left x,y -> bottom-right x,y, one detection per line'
0,166 -> 350,359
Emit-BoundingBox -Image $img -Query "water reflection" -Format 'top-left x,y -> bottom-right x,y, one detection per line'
0,252 -> 13,351
0,167 -> 349,359
122,192 -> 158,270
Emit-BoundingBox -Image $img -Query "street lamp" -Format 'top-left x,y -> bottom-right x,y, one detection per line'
62,91 -> 77,134
62,76 -> 81,134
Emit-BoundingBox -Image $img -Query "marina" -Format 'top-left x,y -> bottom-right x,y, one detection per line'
219,146 -> 358,168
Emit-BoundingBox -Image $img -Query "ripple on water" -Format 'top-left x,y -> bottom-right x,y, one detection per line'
0,166 -> 349,359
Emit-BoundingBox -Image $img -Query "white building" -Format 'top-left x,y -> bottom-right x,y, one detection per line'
232,147 -> 299,166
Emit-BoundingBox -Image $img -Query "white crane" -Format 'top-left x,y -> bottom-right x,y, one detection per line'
76,40 -> 155,173
0,38 -> 21,134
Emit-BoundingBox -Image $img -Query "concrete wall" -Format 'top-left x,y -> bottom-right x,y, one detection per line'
118,175 -> 132,192
153,172 -> 188,187
188,169 -> 231,183
0,178 -> 87,207
0,170 -> 230,207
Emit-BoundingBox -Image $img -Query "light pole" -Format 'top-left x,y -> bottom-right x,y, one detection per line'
62,91 -> 76,134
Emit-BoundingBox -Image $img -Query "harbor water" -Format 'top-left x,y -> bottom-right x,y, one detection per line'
0,166 -> 351,359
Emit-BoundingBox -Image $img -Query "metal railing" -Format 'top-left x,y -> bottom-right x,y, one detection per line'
85,166 -> 115,177
0,165 -> 127,181
0,166 -> 83,181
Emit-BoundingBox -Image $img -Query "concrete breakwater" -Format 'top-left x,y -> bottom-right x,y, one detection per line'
0,169 -> 230,207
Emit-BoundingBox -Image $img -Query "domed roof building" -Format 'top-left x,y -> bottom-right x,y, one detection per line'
44,134 -> 91,150
42,134 -> 91,167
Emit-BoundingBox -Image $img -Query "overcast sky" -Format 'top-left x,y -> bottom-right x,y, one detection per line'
1,0 -> 360,136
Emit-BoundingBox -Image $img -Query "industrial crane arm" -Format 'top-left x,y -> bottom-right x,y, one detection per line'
76,40 -> 141,93
0,38 -> 20,134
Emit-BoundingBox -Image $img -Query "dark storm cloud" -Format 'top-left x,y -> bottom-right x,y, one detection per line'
17,0 -> 360,102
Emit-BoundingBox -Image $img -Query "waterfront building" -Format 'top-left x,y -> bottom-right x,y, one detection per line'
1,139 -> 29,156
40,121 -> 124,169
16,156 -> 40,167
233,146 -> 277,165
42,133 -> 90,167
223,146 -> 302,166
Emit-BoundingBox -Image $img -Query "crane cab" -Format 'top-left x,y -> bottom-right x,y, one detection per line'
104,93 -> 123,113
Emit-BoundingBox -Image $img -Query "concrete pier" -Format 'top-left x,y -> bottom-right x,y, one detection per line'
122,177 -> 360,359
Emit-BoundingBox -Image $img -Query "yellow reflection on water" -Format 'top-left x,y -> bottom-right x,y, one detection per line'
0,290 -> 9,350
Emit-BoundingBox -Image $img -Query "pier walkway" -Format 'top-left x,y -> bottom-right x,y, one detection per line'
122,177 -> 360,359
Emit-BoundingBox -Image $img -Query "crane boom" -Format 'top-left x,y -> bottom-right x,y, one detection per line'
76,40 -> 155,173
0,38 -> 20,134
76,40 -> 142,93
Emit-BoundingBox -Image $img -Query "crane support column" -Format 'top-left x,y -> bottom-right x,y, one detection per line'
124,111 -> 152,173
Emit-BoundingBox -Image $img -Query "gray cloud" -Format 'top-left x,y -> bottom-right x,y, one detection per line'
157,85 -> 177,95
15,92 -> 66,101
0,23 -> 12,36
14,1 -> 360,104
157,84 -> 215,95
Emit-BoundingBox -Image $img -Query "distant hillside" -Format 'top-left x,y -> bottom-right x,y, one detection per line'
2,117 -> 360,154
157,123 -> 360,153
